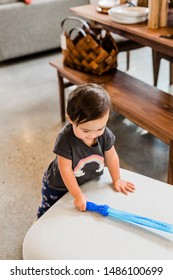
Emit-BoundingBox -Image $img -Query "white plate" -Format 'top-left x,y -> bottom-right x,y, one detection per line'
97,0 -> 120,9
109,14 -> 148,24
109,6 -> 149,17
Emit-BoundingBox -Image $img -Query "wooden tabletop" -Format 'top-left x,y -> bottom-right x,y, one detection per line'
70,4 -> 173,56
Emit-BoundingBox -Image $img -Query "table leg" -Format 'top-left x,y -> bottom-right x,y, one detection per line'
57,71 -> 65,122
170,63 -> 173,85
152,50 -> 161,86
168,140 -> 173,185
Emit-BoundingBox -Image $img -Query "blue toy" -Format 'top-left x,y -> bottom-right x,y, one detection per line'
86,201 -> 173,234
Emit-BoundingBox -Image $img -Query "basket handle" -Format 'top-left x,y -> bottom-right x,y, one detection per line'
61,16 -> 91,33
69,27 -> 87,39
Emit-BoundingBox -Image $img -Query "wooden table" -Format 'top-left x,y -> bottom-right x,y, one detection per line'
67,4 -> 173,185
70,4 -> 173,57
23,168 -> 173,260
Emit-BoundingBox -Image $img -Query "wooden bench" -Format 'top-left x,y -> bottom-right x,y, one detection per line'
50,57 -> 173,185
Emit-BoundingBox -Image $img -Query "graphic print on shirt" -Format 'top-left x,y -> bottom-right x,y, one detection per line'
74,154 -> 104,177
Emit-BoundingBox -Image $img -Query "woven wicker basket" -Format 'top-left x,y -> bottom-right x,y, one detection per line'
61,17 -> 118,75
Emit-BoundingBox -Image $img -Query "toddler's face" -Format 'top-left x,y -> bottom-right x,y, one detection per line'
70,111 -> 109,146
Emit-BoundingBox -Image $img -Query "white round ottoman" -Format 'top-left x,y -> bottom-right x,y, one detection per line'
23,168 -> 173,260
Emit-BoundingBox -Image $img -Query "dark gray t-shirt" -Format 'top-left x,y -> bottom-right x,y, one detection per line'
45,124 -> 115,191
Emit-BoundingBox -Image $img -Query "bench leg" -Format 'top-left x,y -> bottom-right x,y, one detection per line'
57,71 -> 66,122
168,140 -> 173,185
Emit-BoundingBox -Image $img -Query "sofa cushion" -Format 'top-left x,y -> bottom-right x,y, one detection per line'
0,0 -> 90,61
0,0 -> 19,4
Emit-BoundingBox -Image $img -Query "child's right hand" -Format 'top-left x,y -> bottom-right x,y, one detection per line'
74,192 -> 86,212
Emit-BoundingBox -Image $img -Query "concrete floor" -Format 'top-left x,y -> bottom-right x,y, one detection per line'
0,47 -> 171,259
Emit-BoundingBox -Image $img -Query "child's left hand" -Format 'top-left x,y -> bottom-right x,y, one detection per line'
113,178 -> 135,195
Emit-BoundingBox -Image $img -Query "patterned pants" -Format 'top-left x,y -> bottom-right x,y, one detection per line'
37,175 -> 67,219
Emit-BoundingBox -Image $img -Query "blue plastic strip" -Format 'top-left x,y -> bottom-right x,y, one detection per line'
107,207 -> 173,234
86,201 -> 173,234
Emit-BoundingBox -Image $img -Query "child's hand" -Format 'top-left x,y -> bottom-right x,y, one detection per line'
113,178 -> 135,195
74,192 -> 86,211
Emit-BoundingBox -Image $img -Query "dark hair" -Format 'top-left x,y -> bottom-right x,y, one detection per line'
67,83 -> 111,125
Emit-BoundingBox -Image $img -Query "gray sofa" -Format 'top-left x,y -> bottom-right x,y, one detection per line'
0,0 -> 89,62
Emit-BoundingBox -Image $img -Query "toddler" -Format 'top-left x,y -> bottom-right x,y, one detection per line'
37,83 -> 135,218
